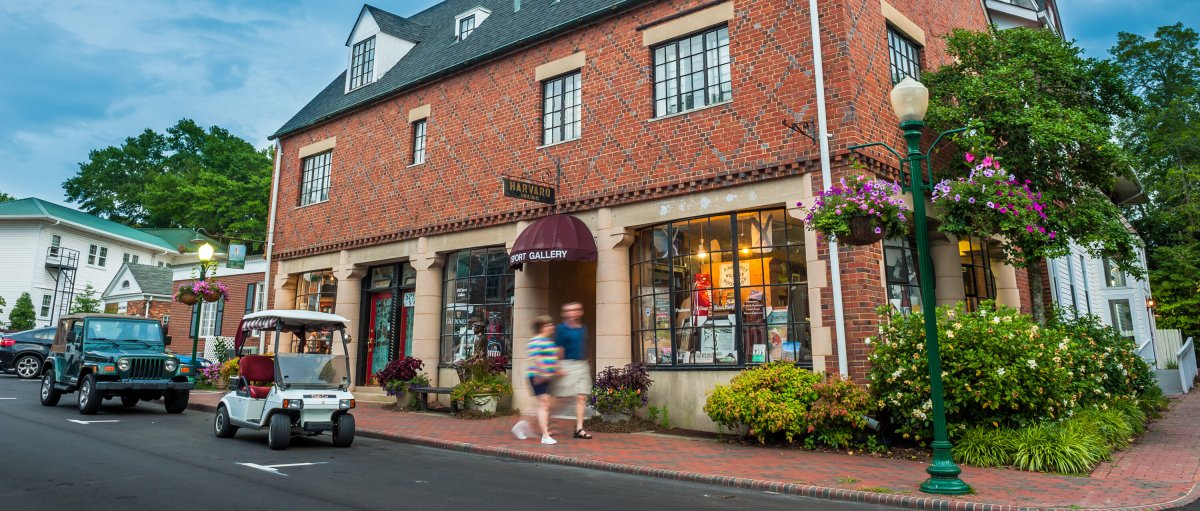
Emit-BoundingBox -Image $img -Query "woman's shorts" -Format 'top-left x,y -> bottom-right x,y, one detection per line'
529,376 -> 551,396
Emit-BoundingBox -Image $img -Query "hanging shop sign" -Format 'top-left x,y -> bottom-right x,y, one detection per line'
502,178 -> 556,205
227,243 -> 247,270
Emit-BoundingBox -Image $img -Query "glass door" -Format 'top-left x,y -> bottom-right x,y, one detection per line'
365,291 -> 394,384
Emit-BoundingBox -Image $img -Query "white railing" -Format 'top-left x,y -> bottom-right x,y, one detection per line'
1155,329 -> 1185,369
1137,339 -> 1156,365
1177,337 -> 1196,394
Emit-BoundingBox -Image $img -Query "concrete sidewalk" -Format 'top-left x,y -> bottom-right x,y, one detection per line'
186,390 -> 1200,511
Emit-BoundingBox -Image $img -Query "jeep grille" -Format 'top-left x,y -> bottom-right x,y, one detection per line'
127,358 -> 165,380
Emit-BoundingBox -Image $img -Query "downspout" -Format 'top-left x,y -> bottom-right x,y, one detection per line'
262,140 -> 283,354
808,0 -> 849,376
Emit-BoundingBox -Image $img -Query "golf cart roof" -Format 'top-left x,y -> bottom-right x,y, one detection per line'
240,310 -> 350,331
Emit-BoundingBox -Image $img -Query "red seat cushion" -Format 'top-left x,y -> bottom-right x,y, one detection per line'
247,385 -> 271,399
239,355 -> 274,382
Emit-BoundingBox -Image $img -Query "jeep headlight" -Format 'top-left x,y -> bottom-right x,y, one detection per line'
163,358 -> 178,372
339,399 -> 356,410
117,358 -> 131,371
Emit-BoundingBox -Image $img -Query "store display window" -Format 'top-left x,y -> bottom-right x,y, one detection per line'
440,247 -> 515,365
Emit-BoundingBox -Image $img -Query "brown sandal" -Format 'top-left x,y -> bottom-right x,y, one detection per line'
573,429 -> 593,439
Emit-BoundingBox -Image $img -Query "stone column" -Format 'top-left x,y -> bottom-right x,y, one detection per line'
595,208 -> 634,373
930,235 -> 966,306
272,273 -> 297,353
993,260 -> 1021,310
411,237 -> 444,385
510,221 -> 550,414
790,174 -> 830,373
333,255 -> 366,379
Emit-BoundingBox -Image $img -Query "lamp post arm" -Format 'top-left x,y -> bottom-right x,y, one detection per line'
847,141 -> 905,163
921,127 -> 970,185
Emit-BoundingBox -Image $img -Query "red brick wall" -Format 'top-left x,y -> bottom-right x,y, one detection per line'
123,300 -> 172,322
166,272 -> 265,355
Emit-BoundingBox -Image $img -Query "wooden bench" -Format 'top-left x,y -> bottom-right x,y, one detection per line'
408,386 -> 458,414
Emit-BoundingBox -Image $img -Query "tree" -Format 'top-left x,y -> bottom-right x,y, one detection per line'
70,284 -> 102,314
1110,23 -> 1200,331
63,119 -> 272,244
8,293 -> 36,331
923,27 -> 1142,323
0,192 -> 14,203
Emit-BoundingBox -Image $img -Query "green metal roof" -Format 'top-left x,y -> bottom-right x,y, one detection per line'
272,0 -> 647,139
138,228 -> 227,254
0,198 -> 178,252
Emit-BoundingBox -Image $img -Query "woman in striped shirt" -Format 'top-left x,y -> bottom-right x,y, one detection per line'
512,315 -> 561,445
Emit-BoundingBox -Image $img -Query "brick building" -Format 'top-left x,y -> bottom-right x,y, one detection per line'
266,0 -> 1041,429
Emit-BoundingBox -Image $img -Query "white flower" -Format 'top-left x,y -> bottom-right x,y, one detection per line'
892,369 -> 903,379
1027,359 -> 1038,369
947,330 -> 955,339
864,337 -> 873,346
992,316 -> 1001,324
997,367 -> 1007,376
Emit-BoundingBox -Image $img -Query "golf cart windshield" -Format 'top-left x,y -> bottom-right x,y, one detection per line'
276,353 -> 349,389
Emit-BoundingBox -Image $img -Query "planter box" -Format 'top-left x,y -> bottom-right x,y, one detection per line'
470,394 -> 500,414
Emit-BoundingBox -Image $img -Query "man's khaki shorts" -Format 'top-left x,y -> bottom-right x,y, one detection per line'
553,359 -> 592,396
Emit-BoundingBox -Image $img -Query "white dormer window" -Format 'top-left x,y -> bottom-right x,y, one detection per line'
349,36 -> 376,90
458,15 -> 476,40
454,6 -> 491,42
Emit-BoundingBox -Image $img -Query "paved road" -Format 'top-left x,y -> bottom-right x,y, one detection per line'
0,375 -> 898,511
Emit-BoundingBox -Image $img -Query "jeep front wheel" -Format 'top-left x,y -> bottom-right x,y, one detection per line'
214,405 -> 238,438
40,370 -> 62,406
77,374 -> 101,415
267,413 -> 291,450
163,390 -> 189,414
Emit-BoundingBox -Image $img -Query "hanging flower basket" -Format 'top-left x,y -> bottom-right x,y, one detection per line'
843,215 -> 888,245
802,173 -> 910,245
184,279 -> 229,304
176,287 -> 199,306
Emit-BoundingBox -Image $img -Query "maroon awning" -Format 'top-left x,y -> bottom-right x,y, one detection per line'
509,214 -> 598,269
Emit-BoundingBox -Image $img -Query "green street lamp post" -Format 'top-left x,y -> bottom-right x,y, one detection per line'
849,76 -> 970,495
190,241 -> 215,379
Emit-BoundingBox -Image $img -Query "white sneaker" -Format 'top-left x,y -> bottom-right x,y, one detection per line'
511,421 -> 530,440
541,434 -> 557,445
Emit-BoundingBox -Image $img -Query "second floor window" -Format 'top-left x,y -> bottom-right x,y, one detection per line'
88,245 -> 108,267
300,151 -> 332,205
1103,258 -> 1128,287
542,72 -> 581,145
40,295 -> 52,317
653,25 -> 731,118
123,253 -> 139,264
350,36 -> 376,90
458,15 -> 476,41
50,235 -> 61,255
412,120 -> 427,165
888,27 -> 921,84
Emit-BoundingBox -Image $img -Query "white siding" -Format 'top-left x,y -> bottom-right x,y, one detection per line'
344,10 -> 416,92
0,222 -> 43,327
1049,244 -> 1155,350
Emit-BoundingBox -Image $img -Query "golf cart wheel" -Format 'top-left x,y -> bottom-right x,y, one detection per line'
332,413 -> 355,448
214,405 -> 238,438
77,374 -> 101,415
268,413 -> 291,450
40,369 -> 62,406
120,395 -> 139,408
164,390 -> 189,414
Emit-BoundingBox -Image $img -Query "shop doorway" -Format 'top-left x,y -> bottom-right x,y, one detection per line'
365,292 -> 394,384
547,261 -> 597,371
359,263 -> 417,385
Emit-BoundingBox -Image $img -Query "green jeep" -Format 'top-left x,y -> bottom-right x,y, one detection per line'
39,313 -> 194,415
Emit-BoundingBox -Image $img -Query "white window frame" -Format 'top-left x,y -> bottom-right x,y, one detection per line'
458,15 -> 476,41
652,25 -> 732,118
199,301 -> 219,338
542,72 -> 582,146
50,235 -> 61,256
454,7 -> 491,41
87,244 -> 107,266
349,36 -> 376,90
411,120 -> 427,165
40,295 -> 52,317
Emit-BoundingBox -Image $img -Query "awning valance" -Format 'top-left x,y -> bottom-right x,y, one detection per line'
509,214 -> 598,269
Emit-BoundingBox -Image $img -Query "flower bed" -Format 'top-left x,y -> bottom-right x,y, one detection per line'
590,363 -> 652,420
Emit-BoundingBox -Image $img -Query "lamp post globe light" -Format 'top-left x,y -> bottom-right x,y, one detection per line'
190,242 -> 215,378
850,76 -> 970,495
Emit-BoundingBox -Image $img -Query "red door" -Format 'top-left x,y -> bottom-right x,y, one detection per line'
365,292 -> 394,384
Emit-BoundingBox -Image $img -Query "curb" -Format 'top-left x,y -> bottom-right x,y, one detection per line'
185,402 -> 1200,511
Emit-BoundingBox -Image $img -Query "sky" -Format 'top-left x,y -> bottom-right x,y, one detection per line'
0,0 -> 1197,206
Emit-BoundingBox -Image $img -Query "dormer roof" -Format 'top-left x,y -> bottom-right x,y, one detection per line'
273,0 -> 650,140
350,5 -> 429,46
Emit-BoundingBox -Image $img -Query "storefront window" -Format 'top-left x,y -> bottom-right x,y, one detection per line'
631,208 -> 810,368
294,270 -> 338,353
959,237 -> 995,312
883,237 -> 921,314
440,247 -> 515,365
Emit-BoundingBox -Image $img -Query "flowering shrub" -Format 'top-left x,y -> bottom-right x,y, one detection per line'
869,302 -> 1074,442
802,174 -> 910,243
375,356 -> 427,396
200,363 -> 223,382
1047,312 -> 1155,405
706,362 -> 820,443
931,154 -> 1065,262
219,357 -> 241,379
806,373 -> 877,449
590,363 -> 653,415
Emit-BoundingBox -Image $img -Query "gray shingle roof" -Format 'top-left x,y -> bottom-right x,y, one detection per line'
125,263 -> 175,296
273,0 -> 647,139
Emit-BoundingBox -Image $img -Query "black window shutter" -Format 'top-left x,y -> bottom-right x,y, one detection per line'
216,297 -> 225,337
245,283 -> 256,315
190,304 -> 200,338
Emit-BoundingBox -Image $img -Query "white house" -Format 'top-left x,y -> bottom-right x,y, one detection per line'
0,198 -> 179,328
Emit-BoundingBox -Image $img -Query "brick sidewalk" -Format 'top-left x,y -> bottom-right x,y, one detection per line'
187,391 -> 1200,511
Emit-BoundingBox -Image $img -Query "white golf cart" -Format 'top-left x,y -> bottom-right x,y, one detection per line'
213,310 -> 356,450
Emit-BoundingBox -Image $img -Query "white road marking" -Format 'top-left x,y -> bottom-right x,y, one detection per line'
67,419 -> 120,424
236,462 -> 329,476
0,398 -> 17,400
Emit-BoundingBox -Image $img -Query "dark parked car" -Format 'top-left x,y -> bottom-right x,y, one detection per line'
1,327 -> 56,379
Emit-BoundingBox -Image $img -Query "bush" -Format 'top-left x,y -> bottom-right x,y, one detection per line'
1010,422 -> 1105,474
870,302 -> 1074,442
807,373 -> 876,449
705,362 -> 821,443
375,356 -> 427,396
952,426 -> 1016,467
591,363 -> 653,415
1047,311 -> 1156,405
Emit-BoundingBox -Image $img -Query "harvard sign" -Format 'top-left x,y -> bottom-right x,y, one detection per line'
502,178 -> 555,205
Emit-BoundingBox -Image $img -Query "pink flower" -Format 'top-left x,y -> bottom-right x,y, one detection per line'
874,227 -> 882,234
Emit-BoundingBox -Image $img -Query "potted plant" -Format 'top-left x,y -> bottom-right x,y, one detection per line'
375,356 -> 429,409
590,363 -> 653,423
451,354 -> 512,415
802,173 -> 910,245
192,279 -> 229,303
175,285 -> 200,305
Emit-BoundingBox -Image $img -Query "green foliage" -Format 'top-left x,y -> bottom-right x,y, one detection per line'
62,119 -> 271,248
952,427 -> 1017,467
648,405 -> 670,429
450,373 -> 513,403
705,362 -> 821,443
1148,243 -> 1200,332
1071,408 -> 1135,450
70,284 -> 102,314
870,302 -> 1155,442
1010,423 -> 1105,475
7,293 -> 36,331
592,388 -> 643,415
806,373 -> 877,449
0,295 -> 6,328
0,192 -> 14,203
